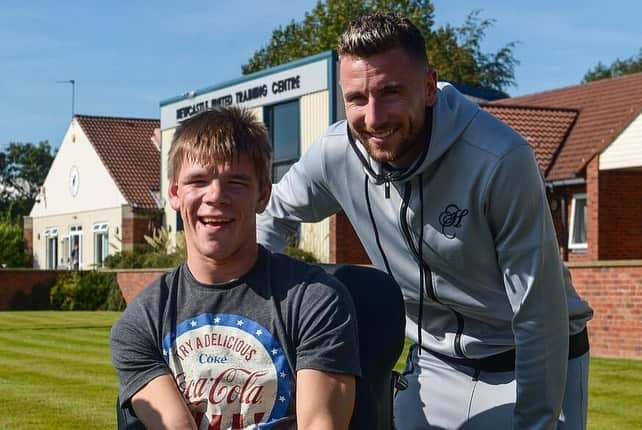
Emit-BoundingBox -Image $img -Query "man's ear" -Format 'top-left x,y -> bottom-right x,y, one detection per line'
425,69 -> 438,107
168,181 -> 181,211
256,183 -> 272,213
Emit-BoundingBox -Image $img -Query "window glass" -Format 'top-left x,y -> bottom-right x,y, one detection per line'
176,212 -> 184,232
265,100 -> 300,182
94,232 -> 109,267
61,237 -> 69,269
93,223 -> 109,267
569,194 -> 587,249
69,226 -> 82,269
46,236 -> 57,269
273,162 -> 293,184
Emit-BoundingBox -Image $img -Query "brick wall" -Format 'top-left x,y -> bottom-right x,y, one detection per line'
545,163 -> 642,263
329,212 -> 371,265
0,269 -> 59,310
586,157 -> 600,261
23,216 -> 33,260
0,268 -> 166,310
569,261 -> 642,359
113,261 -> 642,359
116,269 -> 166,303
597,169 -> 642,260
121,208 -> 163,251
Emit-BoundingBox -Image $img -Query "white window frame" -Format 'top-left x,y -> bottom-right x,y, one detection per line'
60,236 -> 69,269
568,193 -> 588,250
69,225 -> 83,269
93,223 -> 109,267
44,228 -> 58,270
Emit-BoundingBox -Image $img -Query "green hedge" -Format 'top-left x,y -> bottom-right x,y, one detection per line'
283,246 -> 318,263
103,244 -> 183,269
49,271 -> 125,311
103,244 -> 318,268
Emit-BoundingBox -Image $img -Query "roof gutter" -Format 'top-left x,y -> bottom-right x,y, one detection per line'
546,177 -> 586,187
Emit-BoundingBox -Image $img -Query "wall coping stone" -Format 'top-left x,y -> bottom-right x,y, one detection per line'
567,260 -> 642,268
105,268 -> 170,273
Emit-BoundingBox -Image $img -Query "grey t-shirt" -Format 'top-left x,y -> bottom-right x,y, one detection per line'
110,246 -> 360,429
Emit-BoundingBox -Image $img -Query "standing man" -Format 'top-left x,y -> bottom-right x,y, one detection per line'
111,107 -> 360,429
257,12 -> 593,430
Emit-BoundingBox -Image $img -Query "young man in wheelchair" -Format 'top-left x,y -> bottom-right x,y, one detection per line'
110,106 -> 360,429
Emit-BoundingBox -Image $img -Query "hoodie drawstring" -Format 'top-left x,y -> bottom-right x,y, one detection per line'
417,175 -> 425,355
365,173 -> 427,355
384,178 -> 391,199
365,174 -> 393,277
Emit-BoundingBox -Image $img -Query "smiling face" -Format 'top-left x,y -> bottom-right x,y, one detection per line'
339,47 -> 437,168
168,155 -> 270,282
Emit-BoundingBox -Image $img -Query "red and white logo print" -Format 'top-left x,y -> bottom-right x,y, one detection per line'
163,313 -> 292,429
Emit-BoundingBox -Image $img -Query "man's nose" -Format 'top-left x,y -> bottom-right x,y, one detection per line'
364,97 -> 385,130
203,181 -> 228,205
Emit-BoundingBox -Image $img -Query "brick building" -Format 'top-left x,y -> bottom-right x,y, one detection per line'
488,72 -> 642,262
25,115 -> 163,269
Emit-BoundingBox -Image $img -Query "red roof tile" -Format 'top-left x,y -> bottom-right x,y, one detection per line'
489,72 -> 642,180
481,105 -> 578,176
75,115 -> 161,209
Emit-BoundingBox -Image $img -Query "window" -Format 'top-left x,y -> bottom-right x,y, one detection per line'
176,212 -> 184,232
69,225 -> 83,270
61,237 -> 69,269
44,228 -> 58,270
568,194 -> 587,250
264,100 -> 300,182
93,223 -> 109,267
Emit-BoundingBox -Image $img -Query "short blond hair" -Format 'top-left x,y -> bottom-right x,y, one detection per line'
168,106 -> 272,187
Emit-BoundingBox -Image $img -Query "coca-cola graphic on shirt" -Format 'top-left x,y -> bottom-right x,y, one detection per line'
162,313 -> 292,429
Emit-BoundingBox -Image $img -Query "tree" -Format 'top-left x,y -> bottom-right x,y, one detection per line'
583,48 -> 642,83
242,0 -> 518,93
0,141 -> 54,219
0,218 -> 30,267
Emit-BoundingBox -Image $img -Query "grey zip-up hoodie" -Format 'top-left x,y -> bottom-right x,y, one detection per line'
257,82 -> 593,429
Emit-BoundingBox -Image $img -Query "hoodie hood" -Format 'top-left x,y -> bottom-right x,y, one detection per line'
349,82 -> 480,184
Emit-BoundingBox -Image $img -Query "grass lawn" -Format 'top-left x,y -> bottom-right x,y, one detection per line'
0,311 -> 121,430
0,312 -> 640,429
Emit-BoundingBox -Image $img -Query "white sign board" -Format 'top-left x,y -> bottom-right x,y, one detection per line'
161,59 -> 329,130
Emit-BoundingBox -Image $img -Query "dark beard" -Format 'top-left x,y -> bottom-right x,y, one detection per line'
351,124 -> 426,167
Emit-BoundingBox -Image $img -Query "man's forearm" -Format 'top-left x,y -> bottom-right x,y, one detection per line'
296,369 -> 355,429
131,374 -> 198,430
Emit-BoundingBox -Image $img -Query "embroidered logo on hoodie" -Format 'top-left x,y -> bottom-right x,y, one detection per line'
438,204 -> 469,239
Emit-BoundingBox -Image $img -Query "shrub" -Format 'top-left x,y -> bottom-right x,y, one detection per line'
104,231 -> 186,269
104,246 -> 183,269
50,271 -> 118,310
103,280 -> 126,311
284,246 -> 318,263
0,220 -> 29,267
104,233 -> 318,268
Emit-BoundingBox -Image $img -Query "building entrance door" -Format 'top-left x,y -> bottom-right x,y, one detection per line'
69,226 -> 83,270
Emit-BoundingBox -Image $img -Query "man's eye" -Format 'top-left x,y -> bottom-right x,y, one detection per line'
346,95 -> 366,105
382,88 -> 400,96
187,179 -> 208,186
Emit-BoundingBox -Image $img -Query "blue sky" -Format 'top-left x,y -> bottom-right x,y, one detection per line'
1,0 -> 639,150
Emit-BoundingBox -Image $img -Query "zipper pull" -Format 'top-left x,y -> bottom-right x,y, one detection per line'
384,177 -> 391,199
